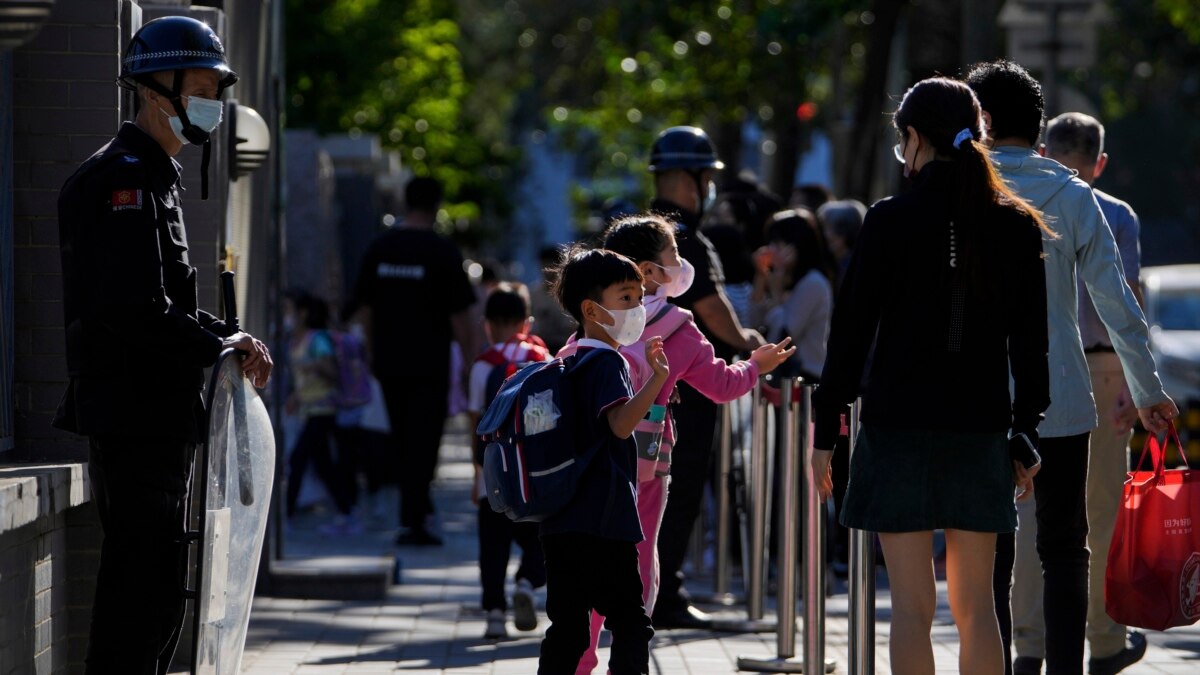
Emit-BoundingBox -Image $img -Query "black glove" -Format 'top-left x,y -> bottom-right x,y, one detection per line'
1009,430 -> 1041,470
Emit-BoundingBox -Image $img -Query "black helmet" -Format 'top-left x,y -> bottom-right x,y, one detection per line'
119,16 -> 237,92
648,126 -> 725,173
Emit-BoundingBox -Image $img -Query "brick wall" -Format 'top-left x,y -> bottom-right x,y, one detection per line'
0,465 -> 99,675
11,0 -> 128,463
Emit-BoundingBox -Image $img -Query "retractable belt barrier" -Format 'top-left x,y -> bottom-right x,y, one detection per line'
737,378 -> 836,673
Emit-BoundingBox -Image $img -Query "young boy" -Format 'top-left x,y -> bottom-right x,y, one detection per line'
468,284 -> 550,639
538,248 -> 669,675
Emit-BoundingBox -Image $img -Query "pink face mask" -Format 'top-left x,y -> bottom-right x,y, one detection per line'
651,258 -> 695,298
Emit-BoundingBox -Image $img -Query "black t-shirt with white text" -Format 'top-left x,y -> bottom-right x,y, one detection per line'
353,226 -> 475,380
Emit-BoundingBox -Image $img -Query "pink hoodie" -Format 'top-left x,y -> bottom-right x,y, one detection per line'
560,294 -> 759,477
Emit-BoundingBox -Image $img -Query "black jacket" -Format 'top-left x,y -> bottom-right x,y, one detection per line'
55,123 -> 231,442
812,161 -> 1050,450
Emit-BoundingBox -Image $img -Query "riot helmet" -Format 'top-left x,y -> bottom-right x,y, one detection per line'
649,126 -> 724,217
120,16 -> 237,198
648,126 -> 724,173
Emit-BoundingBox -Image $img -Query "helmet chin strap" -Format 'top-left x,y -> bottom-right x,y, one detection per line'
144,70 -> 214,199
689,170 -> 707,218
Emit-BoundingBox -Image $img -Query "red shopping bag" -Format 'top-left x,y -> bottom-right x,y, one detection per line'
1105,422 -> 1200,630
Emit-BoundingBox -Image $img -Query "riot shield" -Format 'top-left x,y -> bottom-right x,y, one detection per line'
190,347 -> 275,674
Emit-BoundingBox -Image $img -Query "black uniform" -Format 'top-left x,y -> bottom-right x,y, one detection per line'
56,122 -> 232,674
650,198 -> 731,620
353,225 -> 475,531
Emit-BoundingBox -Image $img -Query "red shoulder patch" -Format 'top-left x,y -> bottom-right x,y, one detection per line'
111,189 -> 143,212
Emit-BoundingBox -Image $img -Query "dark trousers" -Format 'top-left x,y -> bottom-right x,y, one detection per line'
379,374 -> 449,528
994,432 -> 1091,675
286,414 -> 357,516
85,436 -> 191,675
655,382 -> 717,611
478,502 -> 546,611
539,533 -> 653,675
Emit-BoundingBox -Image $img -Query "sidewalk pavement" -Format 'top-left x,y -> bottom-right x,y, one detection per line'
241,423 -> 1200,674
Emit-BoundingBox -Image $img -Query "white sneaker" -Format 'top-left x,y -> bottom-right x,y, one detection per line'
512,579 -> 537,632
484,609 -> 508,640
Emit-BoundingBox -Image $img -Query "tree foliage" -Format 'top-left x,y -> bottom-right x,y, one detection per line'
285,0 -> 516,228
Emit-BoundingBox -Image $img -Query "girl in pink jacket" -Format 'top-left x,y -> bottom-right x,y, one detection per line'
564,215 -> 794,674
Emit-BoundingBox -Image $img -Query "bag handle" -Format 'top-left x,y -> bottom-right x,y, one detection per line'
1134,420 -> 1189,478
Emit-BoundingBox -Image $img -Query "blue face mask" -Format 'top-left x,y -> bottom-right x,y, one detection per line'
161,96 -> 223,145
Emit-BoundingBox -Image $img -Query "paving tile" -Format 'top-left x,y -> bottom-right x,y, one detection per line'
237,426 -> 1200,673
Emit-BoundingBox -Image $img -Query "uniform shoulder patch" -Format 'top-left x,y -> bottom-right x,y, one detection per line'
111,189 -> 143,211
121,155 -> 140,164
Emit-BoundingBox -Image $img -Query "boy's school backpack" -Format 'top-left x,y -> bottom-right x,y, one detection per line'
329,330 -> 372,410
475,348 -> 606,522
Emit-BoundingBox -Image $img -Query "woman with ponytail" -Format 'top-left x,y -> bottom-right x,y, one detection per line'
810,77 -> 1054,675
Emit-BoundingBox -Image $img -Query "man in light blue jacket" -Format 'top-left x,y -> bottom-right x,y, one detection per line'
966,61 -> 1177,675
1010,112 -> 1151,675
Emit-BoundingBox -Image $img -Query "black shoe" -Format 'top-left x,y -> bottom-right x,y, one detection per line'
651,604 -> 714,630
394,527 -> 443,546
1013,656 -> 1042,675
1088,631 -> 1147,675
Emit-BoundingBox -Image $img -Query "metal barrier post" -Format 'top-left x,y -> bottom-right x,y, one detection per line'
713,403 -> 735,601
803,385 -> 836,674
848,400 -> 875,675
746,380 -> 769,622
737,379 -> 837,672
691,398 -> 734,605
737,377 -> 803,672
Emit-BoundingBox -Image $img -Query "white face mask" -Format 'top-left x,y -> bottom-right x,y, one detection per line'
652,258 -> 695,298
594,303 -> 647,346
160,96 -> 223,145
703,181 -> 717,212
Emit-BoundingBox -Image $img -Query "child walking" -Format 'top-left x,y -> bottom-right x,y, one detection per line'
538,249 -> 668,675
283,290 -> 360,534
570,216 -> 795,674
467,284 -> 550,639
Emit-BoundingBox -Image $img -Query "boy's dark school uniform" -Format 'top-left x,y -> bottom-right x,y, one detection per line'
538,341 -> 653,675
353,226 -> 475,529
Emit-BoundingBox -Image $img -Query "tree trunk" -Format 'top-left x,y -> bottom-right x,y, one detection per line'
839,0 -> 906,202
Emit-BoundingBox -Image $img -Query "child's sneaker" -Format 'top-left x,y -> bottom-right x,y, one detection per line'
512,579 -> 537,632
483,609 -> 508,640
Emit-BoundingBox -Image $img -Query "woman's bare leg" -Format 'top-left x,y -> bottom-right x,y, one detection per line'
879,531 -> 937,675
945,529 -> 1003,675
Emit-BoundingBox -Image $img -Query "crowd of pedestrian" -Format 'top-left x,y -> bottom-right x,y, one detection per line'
62,17 -> 1168,672
271,61 -> 1171,675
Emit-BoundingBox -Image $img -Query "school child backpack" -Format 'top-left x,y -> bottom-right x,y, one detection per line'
472,336 -> 551,463
329,330 -> 372,409
476,349 -> 606,522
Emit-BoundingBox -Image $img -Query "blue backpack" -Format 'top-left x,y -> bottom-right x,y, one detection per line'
475,349 -> 606,522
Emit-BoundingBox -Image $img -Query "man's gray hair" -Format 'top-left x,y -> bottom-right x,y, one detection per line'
1045,112 -> 1105,160
817,200 -> 867,247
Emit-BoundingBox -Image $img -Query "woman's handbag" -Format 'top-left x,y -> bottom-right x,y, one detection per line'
1105,421 -> 1200,630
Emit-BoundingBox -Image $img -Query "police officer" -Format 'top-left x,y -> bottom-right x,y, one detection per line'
54,16 -> 272,674
648,126 -> 765,629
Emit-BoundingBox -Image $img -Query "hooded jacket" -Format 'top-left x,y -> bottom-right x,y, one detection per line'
560,292 -> 759,477
991,146 -> 1166,437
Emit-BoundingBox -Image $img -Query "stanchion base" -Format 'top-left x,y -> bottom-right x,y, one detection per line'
735,656 -> 837,673
710,617 -> 778,633
691,591 -> 743,607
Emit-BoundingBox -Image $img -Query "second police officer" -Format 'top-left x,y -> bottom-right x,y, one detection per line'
648,126 -> 766,629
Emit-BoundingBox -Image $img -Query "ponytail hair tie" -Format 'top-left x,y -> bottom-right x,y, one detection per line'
952,128 -> 974,150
